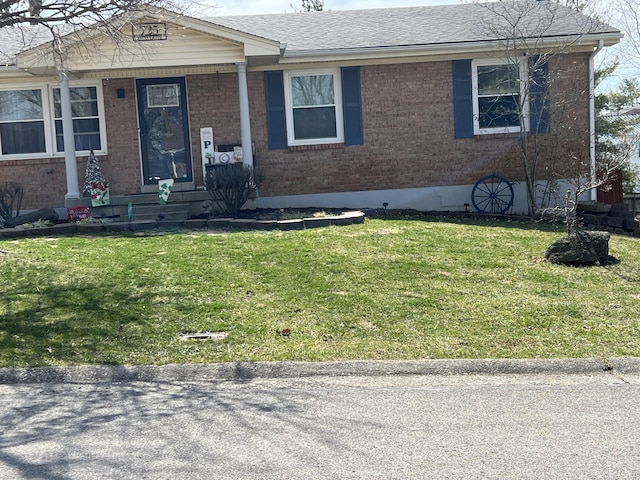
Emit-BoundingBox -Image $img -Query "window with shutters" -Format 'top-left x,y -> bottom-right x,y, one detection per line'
472,59 -> 529,135
284,69 -> 344,146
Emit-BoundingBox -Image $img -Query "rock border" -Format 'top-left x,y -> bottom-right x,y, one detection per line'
0,211 -> 365,239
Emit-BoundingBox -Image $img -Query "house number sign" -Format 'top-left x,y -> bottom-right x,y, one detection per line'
132,23 -> 168,41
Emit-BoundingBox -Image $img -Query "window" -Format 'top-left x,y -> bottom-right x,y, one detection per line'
284,69 -> 343,146
0,89 -> 46,155
472,59 -> 528,134
53,86 -> 102,152
0,83 -> 104,159
146,84 -> 180,108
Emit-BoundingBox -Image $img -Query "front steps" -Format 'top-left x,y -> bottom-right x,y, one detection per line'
89,189 -> 211,222
128,203 -> 192,222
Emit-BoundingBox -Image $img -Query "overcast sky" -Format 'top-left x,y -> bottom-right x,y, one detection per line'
212,0 -> 461,16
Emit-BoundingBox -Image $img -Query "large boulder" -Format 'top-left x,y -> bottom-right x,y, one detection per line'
545,231 -> 611,266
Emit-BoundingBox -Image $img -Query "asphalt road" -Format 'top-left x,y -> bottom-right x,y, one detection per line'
1,359 -> 639,479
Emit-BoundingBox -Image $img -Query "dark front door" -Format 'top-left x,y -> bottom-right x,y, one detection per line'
136,77 -> 192,185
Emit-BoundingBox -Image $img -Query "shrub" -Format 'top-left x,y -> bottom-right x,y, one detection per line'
0,182 -> 23,224
205,163 -> 260,217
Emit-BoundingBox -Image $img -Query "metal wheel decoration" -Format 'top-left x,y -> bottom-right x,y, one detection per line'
471,174 -> 514,214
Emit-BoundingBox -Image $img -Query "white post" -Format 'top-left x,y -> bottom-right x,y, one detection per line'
236,62 -> 254,168
60,71 -> 80,202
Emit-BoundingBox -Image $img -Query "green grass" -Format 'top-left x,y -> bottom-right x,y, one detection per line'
1,217 -> 639,367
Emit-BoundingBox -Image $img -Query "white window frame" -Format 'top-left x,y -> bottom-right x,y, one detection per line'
0,81 -> 106,161
0,85 -> 52,159
51,81 -> 107,156
472,58 -> 529,135
284,68 -> 344,147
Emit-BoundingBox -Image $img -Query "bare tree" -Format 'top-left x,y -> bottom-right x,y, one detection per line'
1,0 -> 199,29
476,0 -> 618,217
615,0 -> 640,68
1,0 -> 217,72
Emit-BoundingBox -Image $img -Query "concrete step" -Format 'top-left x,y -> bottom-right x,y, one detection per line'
131,203 -> 188,215
110,190 -> 209,206
129,203 -> 191,222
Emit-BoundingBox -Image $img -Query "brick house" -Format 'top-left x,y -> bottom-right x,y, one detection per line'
0,2 -> 621,216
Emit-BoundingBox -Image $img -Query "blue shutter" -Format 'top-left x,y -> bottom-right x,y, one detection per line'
529,56 -> 550,134
452,60 -> 474,139
264,71 -> 288,149
341,66 -> 364,145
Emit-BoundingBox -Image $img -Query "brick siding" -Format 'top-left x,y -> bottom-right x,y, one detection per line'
4,52 -> 590,209
251,54 -> 591,198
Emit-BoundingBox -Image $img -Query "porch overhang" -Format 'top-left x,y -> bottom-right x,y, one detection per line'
14,9 -> 281,74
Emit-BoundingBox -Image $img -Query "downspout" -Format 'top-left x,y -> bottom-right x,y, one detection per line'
589,39 -> 604,201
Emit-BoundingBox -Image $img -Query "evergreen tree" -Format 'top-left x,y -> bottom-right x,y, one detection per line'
595,63 -> 640,193
83,150 -> 108,194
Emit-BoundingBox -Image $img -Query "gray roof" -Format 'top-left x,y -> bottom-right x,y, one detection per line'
208,1 -> 619,53
0,1 -> 620,66
0,25 -> 55,66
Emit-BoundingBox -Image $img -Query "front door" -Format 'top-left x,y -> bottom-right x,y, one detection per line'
136,77 -> 192,185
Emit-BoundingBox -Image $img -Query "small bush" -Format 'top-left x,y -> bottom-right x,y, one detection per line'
0,182 -> 23,223
205,163 -> 260,217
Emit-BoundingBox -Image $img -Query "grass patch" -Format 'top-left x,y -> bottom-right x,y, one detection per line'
1,217 -> 639,367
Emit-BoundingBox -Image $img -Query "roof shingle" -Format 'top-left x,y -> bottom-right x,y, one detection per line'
208,1 -> 619,53
0,1 -> 620,66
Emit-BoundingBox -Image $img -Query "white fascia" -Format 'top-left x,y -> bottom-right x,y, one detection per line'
277,33 -> 622,64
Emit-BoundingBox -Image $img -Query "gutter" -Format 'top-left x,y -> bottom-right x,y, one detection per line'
589,39 -> 605,202
279,32 -> 622,60
0,65 -> 40,79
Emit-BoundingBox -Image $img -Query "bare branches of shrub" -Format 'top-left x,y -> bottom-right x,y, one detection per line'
205,164 -> 261,218
0,182 -> 24,224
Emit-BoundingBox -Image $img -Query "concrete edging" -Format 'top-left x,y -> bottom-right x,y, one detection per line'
0,211 -> 366,238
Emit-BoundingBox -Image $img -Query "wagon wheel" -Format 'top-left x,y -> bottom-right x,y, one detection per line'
471,174 -> 514,214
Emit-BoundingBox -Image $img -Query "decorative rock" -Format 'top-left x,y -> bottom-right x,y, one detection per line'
4,208 -> 59,228
602,216 -> 624,229
545,231 -> 611,266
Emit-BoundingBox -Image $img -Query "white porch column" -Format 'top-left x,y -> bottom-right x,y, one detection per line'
60,71 -> 81,202
236,62 -> 254,168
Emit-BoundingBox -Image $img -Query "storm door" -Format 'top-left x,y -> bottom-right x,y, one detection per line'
136,77 -> 192,185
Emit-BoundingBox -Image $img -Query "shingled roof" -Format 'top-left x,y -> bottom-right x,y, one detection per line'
0,1 -> 621,67
0,25 -> 56,66
208,1 -> 620,54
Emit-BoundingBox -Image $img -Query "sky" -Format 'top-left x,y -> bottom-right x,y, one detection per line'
211,0 -> 460,16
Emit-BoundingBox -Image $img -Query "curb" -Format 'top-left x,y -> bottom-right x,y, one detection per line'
1,358 -> 639,384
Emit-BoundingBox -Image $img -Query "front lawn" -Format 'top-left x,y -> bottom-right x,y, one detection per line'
1,217 -> 639,367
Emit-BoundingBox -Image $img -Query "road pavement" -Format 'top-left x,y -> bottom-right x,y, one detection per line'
1,358 -> 639,479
